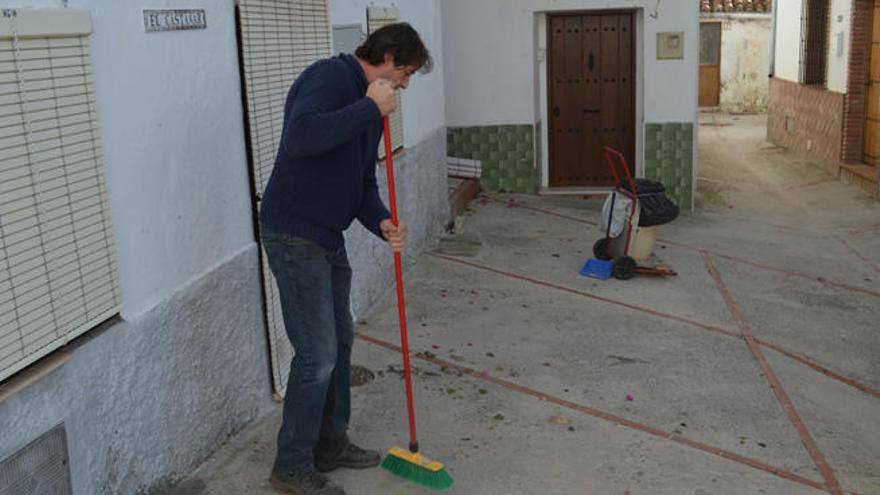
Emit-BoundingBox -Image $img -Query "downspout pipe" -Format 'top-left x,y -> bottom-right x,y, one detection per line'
768,0 -> 778,78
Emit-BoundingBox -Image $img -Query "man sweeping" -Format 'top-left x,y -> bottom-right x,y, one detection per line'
258,23 -> 432,495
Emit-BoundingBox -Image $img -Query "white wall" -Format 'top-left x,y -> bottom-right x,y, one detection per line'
329,0 -> 446,148
826,0 -> 852,93
4,0 -> 255,319
442,0 -> 699,127
713,16 -> 772,112
774,0 -> 804,82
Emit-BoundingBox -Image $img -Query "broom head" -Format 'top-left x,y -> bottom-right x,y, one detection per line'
381,446 -> 453,491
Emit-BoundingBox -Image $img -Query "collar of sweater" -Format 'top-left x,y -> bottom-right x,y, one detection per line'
340,53 -> 368,92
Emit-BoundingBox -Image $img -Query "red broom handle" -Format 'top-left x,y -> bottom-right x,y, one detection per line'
382,116 -> 419,452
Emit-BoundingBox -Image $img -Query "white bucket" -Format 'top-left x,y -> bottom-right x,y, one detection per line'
632,226 -> 657,262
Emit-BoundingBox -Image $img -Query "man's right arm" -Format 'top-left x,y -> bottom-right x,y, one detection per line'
282,67 -> 396,158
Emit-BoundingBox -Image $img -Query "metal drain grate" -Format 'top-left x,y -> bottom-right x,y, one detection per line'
0,424 -> 72,495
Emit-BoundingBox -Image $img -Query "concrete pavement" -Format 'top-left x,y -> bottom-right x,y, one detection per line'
164,113 -> 879,495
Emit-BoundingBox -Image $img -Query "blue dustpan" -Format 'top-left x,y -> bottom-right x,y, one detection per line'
580,258 -> 612,280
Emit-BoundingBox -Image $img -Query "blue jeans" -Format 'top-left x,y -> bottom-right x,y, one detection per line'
261,230 -> 353,471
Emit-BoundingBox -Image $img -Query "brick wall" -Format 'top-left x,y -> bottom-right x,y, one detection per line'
841,0 -> 874,163
767,78 -> 845,174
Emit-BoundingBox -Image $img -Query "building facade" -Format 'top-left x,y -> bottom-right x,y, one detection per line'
767,0 -> 878,195
0,1 -> 448,493
443,0 -> 700,209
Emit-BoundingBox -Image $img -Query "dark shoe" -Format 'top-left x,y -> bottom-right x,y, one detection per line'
315,443 -> 381,472
268,468 -> 345,495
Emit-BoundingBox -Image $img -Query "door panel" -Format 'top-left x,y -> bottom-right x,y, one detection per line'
548,12 -> 635,188
581,16 -> 602,185
600,15 -> 621,161
699,66 -> 721,107
619,15 -> 635,171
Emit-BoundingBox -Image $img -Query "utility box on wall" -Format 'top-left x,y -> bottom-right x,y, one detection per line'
657,31 -> 685,60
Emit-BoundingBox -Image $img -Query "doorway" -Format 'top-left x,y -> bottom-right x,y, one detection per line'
547,12 -> 635,188
699,21 -> 722,107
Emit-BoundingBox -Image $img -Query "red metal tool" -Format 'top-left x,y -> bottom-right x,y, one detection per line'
594,146 -> 677,280
382,116 -> 418,452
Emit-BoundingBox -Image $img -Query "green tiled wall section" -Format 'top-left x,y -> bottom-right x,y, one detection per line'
645,123 -> 693,209
447,125 -> 536,193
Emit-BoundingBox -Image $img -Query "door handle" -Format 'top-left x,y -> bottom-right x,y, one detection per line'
552,106 -> 560,117
588,52 -> 594,71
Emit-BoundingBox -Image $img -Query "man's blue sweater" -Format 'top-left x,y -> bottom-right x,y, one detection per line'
259,54 -> 390,248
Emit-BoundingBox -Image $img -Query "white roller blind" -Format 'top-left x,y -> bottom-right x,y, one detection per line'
238,0 -> 332,398
367,6 -> 403,158
0,8 -> 120,383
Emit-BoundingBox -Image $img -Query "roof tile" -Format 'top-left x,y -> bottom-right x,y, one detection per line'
700,0 -> 772,13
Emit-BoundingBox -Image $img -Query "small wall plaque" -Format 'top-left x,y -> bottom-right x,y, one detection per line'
657,31 -> 684,60
143,9 -> 206,32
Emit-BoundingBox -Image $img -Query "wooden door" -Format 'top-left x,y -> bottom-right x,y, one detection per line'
548,12 -> 635,188
699,22 -> 721,107
865,0 -> 879,166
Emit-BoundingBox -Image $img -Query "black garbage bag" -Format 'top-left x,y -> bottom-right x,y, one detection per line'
620,178 -> 679,227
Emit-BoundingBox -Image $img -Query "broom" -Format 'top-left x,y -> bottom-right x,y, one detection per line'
378,116 -> 454,491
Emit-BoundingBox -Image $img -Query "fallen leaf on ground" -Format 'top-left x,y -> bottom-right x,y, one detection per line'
549,415 -> 572,425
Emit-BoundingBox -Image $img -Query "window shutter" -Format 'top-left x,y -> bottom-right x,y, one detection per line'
237,0 -> 332,398
1,8 -> 120,382
367,6 -> 404,158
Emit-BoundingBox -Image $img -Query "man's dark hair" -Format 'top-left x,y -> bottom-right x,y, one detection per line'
355,22 -> 433,73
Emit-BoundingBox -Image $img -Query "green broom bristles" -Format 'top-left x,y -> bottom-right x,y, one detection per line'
381,451 -> 454,491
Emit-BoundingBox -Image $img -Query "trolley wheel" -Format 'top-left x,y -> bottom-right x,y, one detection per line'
593,238 -> 612,260
613,256 -> 637,280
